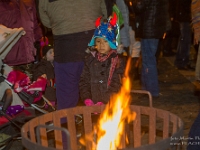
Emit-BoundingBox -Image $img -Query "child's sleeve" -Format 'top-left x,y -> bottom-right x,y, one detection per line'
32,62 -> 46,81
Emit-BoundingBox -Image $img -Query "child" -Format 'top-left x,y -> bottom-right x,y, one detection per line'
33,45 -> 56,107
79,14 -> 126,105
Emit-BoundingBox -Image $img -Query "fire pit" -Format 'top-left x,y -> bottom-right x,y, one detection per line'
21,99 -> 184,150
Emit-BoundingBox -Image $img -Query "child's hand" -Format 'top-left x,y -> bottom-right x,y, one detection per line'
41,74 -> 47,79
84,99 -> 94,106
95,102 -> 104,105
14,82 -> 23,93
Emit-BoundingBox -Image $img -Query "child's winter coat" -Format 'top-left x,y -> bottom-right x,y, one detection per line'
33,59 -> 56,102
79,51 -> 126,104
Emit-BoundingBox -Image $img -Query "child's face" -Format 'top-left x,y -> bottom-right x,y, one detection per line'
95,38 -> 111,54
46,49 -> 54,62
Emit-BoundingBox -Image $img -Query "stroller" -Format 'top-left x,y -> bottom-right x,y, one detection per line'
0,25 -> 56,149
0,65 -> 55,150
0,25 -> 82,149
0,64 -> 83,150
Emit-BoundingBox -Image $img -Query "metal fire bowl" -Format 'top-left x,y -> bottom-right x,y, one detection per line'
21,106 -> 183,150
21,91 -> 184,150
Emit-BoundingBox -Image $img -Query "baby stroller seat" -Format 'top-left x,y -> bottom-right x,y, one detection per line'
0,66 -> 49,150
0,66 -> 51,113
0,24 -> 60,149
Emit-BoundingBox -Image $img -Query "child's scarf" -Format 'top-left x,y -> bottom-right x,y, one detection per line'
97,50 -> 119,87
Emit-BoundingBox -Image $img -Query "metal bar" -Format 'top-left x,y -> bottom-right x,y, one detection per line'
131,90 -> 153,107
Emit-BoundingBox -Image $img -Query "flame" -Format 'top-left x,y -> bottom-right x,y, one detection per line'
81,58 -> 136,150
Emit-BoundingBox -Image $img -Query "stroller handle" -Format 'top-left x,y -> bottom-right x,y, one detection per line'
0,75 -> 13,87
4,78 -> 13,87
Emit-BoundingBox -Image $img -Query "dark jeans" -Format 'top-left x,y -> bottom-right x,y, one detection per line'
141,39 -> 159,96
174,22 -> 192,68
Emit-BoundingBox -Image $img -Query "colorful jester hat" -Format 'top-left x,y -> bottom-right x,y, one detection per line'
88,13 -> 119,49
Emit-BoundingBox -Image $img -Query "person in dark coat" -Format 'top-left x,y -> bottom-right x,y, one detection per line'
174,0 -> 193,70
156,0 -> 180,58
33,45 -> 56,104
104,0 -> 116,17
187,111 -> 200,150
79,14 -> 126,105
132,0 -> 170,97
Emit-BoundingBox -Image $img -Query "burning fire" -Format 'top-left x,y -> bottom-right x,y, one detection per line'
81,58 -> 136,150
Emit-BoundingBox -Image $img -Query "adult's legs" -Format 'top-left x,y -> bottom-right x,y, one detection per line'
174,22 -> 192,69
53,30 -> 93,149
163,36 -> 175,56
53,30 -> 93,110
155,38 -> 163,62
54,61 -> 84,110
54,61 -> 84,150
141,39 -> 159,97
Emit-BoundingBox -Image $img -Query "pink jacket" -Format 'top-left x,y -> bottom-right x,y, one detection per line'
0,0 -> 42,65
7,70 -> 47,103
